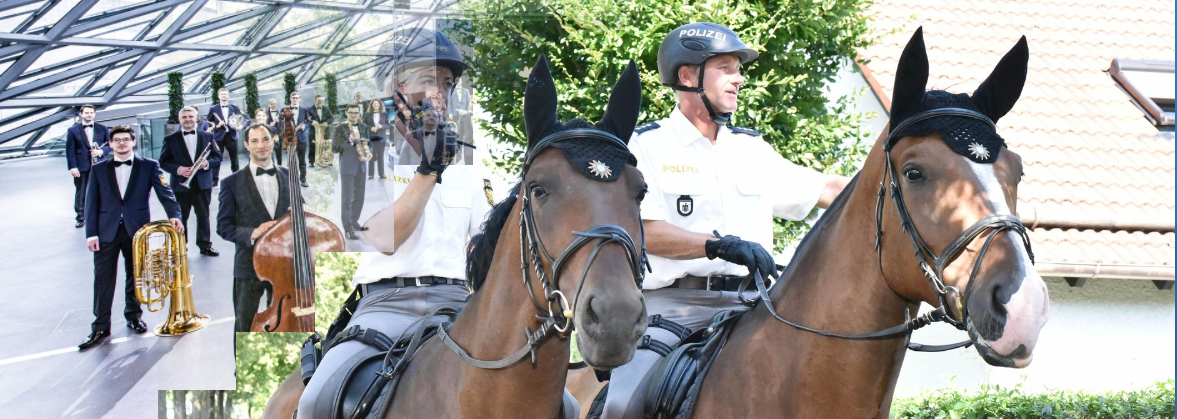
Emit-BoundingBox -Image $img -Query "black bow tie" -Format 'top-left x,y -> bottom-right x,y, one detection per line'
83,125 -> 93,128
255,167 -> 277,176
183,131 -> 195,136
113,160 -> 132,167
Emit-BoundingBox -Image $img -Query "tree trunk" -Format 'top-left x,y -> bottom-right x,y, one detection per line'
174,390 -> 187,419
158,391 -> 167,419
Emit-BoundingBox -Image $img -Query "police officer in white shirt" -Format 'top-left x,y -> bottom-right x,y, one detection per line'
296,29 -> 492,419
600,22 -> 851,418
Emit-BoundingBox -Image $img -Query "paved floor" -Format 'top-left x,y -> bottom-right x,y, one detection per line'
0,152 -> 394,418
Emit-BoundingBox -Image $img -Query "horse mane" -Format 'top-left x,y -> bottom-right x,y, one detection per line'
777,172 -> 861,283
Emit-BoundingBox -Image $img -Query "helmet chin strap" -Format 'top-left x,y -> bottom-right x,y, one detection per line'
671,60 -> 732,126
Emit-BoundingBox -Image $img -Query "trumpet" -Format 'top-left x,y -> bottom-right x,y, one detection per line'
180,141 -> 212,188
90,141 -> 107,165
133,221 -> 210,336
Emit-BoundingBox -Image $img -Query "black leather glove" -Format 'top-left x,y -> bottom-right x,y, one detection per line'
704,230 -> 779,280
415,128 -> 454,183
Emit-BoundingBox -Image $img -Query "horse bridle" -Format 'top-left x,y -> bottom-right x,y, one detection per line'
440,129 -> 650,368
752,107 -> 1035,351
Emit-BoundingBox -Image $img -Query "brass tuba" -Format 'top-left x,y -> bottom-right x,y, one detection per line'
133,221 -> 211,336
315,121 -> 333,167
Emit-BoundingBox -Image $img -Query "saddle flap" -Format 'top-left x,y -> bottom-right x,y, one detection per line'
643,310 -> 745,419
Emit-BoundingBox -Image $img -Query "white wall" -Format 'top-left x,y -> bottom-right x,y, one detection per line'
895,277 -> 1176,397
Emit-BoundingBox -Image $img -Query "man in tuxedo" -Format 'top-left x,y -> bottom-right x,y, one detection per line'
80,125 -> 184,349
66,105 -> 112,228
265,99 -> 284,163
308,94 -> 334,168
159,106 -> 223,256
208,88 -> 243,172
352,91 -> 365,115
332,104 -> 370,240
217,124 -> 291,332
282,92 -> 312,187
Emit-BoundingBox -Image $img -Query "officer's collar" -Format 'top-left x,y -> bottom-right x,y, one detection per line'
669,106 -> 710,146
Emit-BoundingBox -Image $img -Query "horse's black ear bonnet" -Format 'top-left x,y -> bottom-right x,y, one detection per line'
522,55 -> 642,181
887,27 -> 1029,164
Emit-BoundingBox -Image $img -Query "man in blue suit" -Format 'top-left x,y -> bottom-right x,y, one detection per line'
282,91 -> 312,187
208,87 -> 243,172
217,123 -> 291,332
160,106 -> 223,256
66,104 -> 112,228
81,125 -> 184,349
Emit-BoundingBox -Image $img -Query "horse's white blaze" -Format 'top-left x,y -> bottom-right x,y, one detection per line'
967,160 -> 1050,366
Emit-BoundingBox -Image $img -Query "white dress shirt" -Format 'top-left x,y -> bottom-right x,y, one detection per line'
351,164 -> 493,285
250,160 -> 279,218
220,103 -> 229,124
183,130 -> 197,161
84,124 -> 94,144
628,107 -> 827,289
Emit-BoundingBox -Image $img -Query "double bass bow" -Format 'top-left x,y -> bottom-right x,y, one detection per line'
251,107 -> 345,332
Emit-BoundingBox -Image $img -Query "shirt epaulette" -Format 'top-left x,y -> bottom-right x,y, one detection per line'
729,126 -> 760,136
634,122 -> 661,135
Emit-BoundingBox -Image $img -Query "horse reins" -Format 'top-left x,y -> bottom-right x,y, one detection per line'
440,129 -> 650,369
753,108 -> 1034,352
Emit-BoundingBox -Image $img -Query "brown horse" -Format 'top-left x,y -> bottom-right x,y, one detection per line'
673,28 -> 1050,418
269,55 -> 650,419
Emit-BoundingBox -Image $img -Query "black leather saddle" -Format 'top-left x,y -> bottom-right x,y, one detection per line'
585,310 -> 744,419
304,305 -> 460,419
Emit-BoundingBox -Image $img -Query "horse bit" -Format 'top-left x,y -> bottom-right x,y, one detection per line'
753,107 -> 1035,352
440,129 -> 650,368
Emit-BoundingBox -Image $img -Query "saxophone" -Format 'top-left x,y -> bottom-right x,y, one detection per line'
132,221 -> 210,336
351,123 -> 372,163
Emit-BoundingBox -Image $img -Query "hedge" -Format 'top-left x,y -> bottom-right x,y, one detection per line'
891,380 -> 1175,419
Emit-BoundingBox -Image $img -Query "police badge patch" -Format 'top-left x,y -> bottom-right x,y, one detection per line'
159,174 -> 169,187
677,195 -> 693,216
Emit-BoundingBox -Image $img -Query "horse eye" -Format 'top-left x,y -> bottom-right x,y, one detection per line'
904,168 -> 924,182
637,185 -> 648,203
530,185 -> 548,199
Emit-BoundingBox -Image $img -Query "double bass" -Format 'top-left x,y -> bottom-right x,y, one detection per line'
251,107 -> 345,332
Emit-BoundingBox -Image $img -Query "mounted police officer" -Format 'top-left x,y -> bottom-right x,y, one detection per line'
296,28 -> 493,419
599,22 -> 851,418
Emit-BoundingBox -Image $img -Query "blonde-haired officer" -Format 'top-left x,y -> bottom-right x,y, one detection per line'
600,22 -> 851,418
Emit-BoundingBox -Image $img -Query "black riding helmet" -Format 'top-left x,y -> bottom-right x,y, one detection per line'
375,28 -> 467,93
657,22 -> 759,125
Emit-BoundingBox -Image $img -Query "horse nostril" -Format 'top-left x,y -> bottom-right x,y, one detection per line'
585,296 -> 600,324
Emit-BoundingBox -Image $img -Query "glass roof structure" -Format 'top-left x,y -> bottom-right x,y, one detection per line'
0,0 -> 461,151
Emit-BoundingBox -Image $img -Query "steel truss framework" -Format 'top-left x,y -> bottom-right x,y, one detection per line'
0,0 -> 460,150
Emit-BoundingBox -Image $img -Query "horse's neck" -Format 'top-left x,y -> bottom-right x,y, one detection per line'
701,154 -> 915,416
438,212 -> 569,416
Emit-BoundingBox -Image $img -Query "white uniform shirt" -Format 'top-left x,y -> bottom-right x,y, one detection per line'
629,107 -> 827,290
351,164 -> 493,285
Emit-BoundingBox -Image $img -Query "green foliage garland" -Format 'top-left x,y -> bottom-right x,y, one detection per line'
325,73 -> 339,116
283,72 -> 298,106
891,380 -> 1175,419
244,72 -> 260,116
459,0 -> 878,248
166,71 -> 183,124
209,71 -> 226,105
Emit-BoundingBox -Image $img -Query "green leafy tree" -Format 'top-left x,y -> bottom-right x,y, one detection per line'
209,71 -> 226,105
460,0 -> 878,248
325,73 -> 339,116
167,71 -> 183,124
244,72 -> 260,116
891,380 -> 1175,419
283,72 -> 298,106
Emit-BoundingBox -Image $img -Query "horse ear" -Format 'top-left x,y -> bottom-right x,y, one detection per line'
972,36 -> 1028,123
890,27 -> 929,128
597,60 -> 642,143
524,54 -> 559,147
